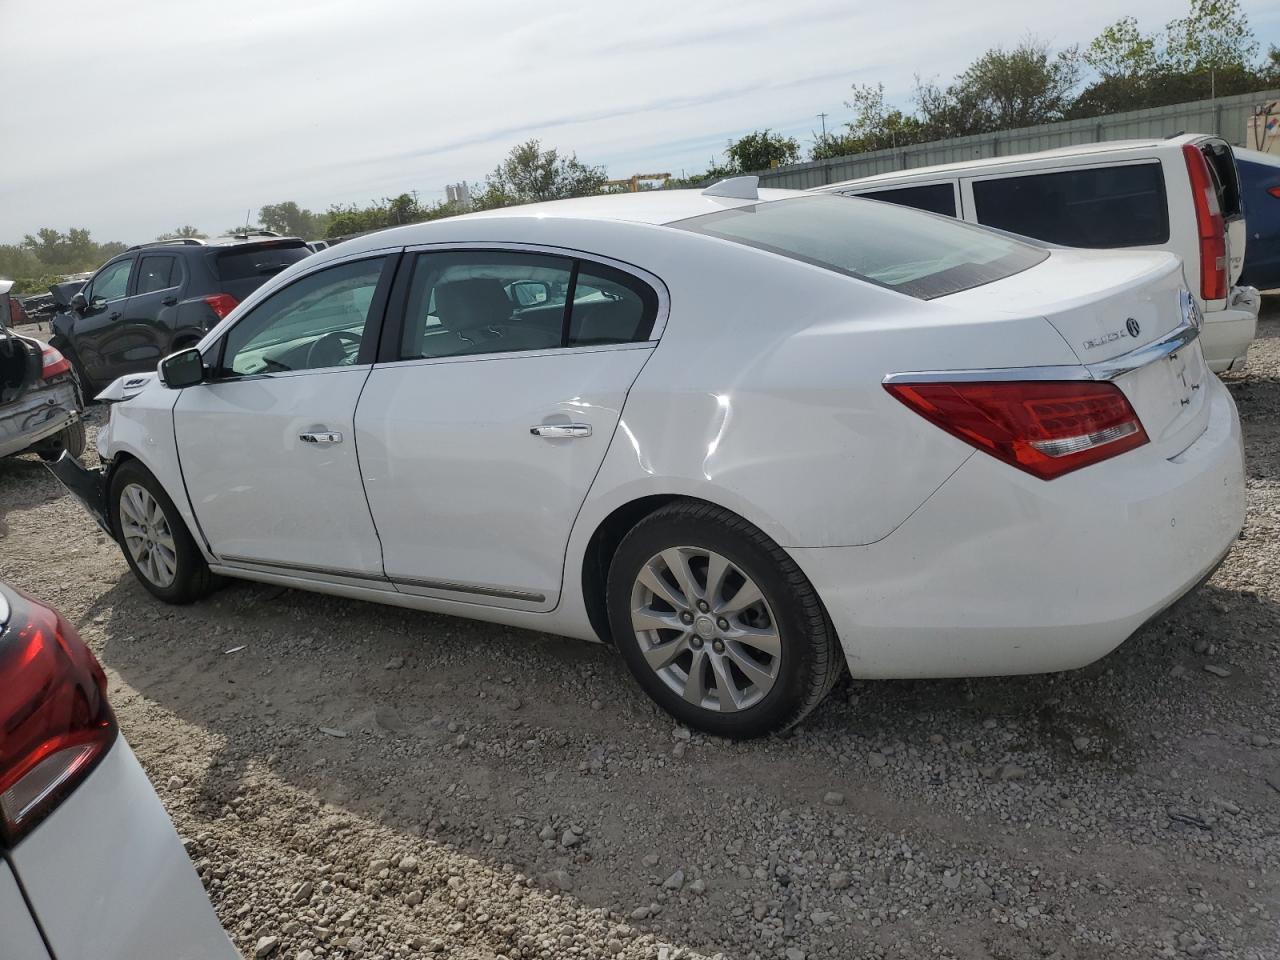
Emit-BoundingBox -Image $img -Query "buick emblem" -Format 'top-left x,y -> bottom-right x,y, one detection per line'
1125,317 -> 1141,338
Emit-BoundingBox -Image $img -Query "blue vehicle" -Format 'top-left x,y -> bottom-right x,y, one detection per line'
1236,148 -> 1280,291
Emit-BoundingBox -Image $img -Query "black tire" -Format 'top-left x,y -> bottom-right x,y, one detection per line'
64,346 -> 94,400
606,500 -> 842,739
109,459 -> 217,604
37,420 -> 86,462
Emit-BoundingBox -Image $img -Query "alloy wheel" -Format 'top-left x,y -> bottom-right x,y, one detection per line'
119,483 -> 178,588
629,546 -> 781,713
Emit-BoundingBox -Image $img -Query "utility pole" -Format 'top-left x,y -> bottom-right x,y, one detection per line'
817,112 -> 829,145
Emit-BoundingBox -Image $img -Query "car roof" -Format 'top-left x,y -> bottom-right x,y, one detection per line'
317,187 -> 807,260
1234,146 -> 1280,168
822,134 -> 1215,190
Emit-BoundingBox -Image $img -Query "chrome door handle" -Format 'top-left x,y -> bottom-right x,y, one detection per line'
299,431 -> 343,444
530,423 -> 592,439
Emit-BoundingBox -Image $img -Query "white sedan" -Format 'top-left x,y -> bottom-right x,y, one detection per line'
51,180 -> 1246,738
0,582 -> 237,959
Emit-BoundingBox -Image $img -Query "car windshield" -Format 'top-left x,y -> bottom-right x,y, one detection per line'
672,194 -> 1048,299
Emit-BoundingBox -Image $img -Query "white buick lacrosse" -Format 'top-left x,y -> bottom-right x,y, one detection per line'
51,179 -> 1246,737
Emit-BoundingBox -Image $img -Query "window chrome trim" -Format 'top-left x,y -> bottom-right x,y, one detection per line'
398,240 -> 672,342
390,575 -> 546,604
883,319 -> 1199,385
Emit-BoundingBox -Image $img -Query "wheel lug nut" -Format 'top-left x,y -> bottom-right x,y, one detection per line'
712,640 -> 725,653
696,600 -> 709,613
691,637 -> 703,649
680,611 -> 694,624
717,618 -> 729,630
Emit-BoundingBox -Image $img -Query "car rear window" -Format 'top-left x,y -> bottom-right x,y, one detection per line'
214,243 -> 311,282
856,183 -> 957,217
971,163 -> 1169,248
672,194 -> 1047,299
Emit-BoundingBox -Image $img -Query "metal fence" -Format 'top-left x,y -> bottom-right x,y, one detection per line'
753,89 -> 1280,190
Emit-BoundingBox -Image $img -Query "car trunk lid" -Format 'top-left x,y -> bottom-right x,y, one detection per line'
943,246 -> 1209,459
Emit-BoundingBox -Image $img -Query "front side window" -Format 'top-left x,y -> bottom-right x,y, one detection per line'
971,163 -> 1169,248
88,258 -> 133,302
137,256 -> 179,294
398,251 -> 658,360
221,257 -> 386,376
857,183 -> 957,218
674,194 -> 1047,299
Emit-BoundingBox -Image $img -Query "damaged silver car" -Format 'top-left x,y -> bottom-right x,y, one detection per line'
1,280 -> 85,461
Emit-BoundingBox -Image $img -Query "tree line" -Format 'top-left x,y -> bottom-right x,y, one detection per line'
4,0 -> 1276,294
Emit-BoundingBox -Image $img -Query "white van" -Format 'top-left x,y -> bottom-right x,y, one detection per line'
817,135 -> 1260,372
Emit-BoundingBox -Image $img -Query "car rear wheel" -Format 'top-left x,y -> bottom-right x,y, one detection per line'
109,460 -> 216,604
36,420 -> 86,462
606,500 -> 842,738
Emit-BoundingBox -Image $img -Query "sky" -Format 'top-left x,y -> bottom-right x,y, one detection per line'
2,0 -> 1278,245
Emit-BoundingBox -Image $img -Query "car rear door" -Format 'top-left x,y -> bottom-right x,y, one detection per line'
173,252 -> 397,579
355,246 -> 665,610
1198,138 -> 1246,286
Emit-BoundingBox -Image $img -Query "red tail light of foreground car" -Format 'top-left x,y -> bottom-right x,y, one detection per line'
0,586 -> 117,845
885,379 -> 1150,480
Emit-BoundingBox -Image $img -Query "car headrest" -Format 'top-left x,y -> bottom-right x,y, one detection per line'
434,279 -> 512,333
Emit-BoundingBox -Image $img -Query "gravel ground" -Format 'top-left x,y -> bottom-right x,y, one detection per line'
2,305 -> 1279,960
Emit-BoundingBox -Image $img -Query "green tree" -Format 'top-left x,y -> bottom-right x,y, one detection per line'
474,140 -> 607,209
725,129 -> 800,171
1164,0 -> 1258,72
156,225 -> 206,240
1075,0 -> 1268,115
258,202 -> 331,239
917,40 -> 1081,137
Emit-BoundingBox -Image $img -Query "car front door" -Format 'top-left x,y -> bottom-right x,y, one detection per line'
355,246 -> 665,610
113,254 -> 186,372
173,253 -> 397,578
75,256 -> 136,383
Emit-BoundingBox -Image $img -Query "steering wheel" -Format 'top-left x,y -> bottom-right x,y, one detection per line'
305,330 -> 362,369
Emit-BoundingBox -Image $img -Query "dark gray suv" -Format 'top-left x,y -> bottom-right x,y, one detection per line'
50,233 -> 312,393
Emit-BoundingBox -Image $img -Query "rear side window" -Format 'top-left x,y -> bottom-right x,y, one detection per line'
857,183 -> 957,218
971,163 -> 1169,248
674,194 -> 1047,300
567,263 -> 658,346
215,243 -> 311,282
137,256 -> 179,294
398,251 -> 658,360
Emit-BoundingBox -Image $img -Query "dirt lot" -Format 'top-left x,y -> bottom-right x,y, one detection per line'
2,306 -> 1279,960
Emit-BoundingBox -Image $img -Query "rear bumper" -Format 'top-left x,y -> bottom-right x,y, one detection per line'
0,380 -> 79,458
791,376 -> 1245,679
9,739 -> 238,960
1201,291 -> 1259,373
45,451 -> 113,538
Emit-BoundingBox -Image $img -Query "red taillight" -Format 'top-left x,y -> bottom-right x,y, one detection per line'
40,345 -> 71,379
203,293 -> 239,319
885,380 -> 1149,480
0,586 -> 116,846
1182,144 -> 1228,302
1267,185 -> 1280,200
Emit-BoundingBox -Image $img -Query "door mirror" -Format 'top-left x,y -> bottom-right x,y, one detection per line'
509,280 -> 550,307
159,347 -> 205,388
70,291 -> 87,312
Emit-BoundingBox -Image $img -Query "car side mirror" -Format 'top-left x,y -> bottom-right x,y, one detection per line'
159,347 -> 205,388
70,292 -> 87,312
89,294 -> 109,312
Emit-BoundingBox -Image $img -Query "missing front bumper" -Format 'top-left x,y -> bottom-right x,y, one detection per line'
45,451 -> 114,539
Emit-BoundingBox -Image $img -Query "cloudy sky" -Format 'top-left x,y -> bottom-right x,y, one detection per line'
3,0 -> 1277,244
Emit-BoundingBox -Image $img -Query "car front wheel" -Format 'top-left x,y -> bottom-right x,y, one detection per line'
607,501 -> 842,738
109,461 -> 216,604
